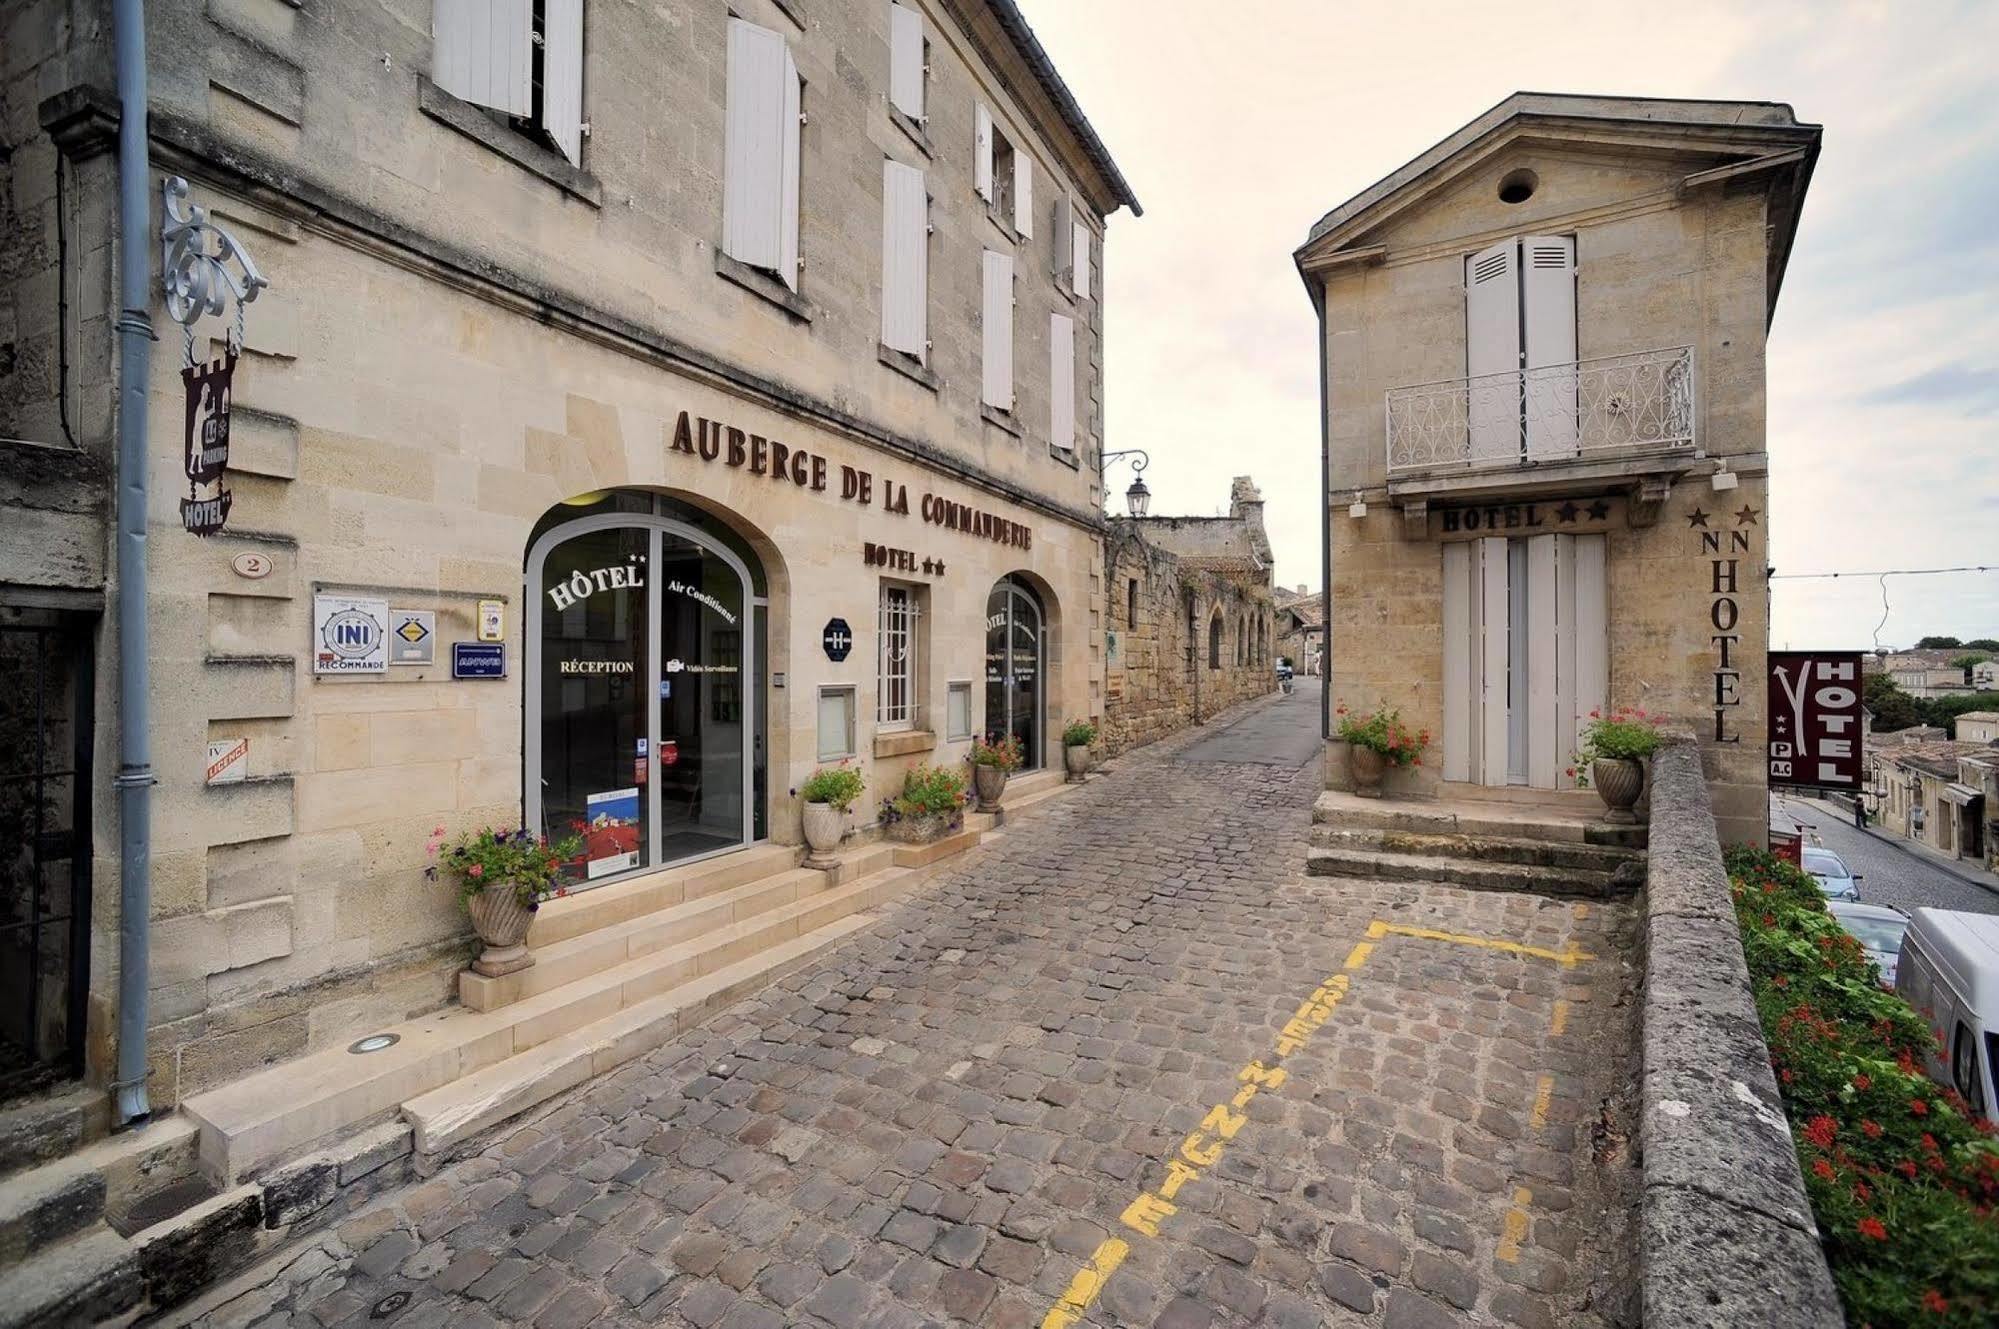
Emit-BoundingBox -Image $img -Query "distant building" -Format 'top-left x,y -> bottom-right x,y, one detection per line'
1274,585 -> 1325,677
1974,660 -> 1998,691
1875,740 -> 1993,869
1885,649 -> 1978,698
1957,712 -> 1999,744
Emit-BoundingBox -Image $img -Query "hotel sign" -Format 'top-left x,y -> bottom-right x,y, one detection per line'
1767,651 -> 1863,790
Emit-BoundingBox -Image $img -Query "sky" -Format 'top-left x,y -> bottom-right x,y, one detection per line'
1016,0 -> 1999,651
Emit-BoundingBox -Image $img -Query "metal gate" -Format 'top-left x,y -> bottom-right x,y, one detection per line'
0,610 -> 93,1102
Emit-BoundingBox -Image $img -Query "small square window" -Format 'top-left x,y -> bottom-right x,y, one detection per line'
946,681 -> 972,740
817,686 -> 856,761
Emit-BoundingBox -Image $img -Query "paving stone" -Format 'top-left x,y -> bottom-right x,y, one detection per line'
1384,1287 -> 1467,1328
1315,1261 -> 1378,1314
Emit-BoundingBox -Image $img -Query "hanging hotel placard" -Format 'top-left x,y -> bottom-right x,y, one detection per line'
1767,651 -> 1864,791
160,175 -> 268,539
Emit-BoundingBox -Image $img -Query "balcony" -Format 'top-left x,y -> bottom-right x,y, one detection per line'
1384,346 -> 1696,498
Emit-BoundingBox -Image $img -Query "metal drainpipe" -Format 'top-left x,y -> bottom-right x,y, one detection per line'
1311,278 -> 1333,741
111,0 -> 155,1129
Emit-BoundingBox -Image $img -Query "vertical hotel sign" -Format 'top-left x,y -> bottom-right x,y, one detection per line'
1767,651 -> 1864,790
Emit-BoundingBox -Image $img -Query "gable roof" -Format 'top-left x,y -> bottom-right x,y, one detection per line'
1294,92 -> 1819,323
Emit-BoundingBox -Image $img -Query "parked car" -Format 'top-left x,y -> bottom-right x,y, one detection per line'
1828,900 -> 1909,986
1896,909 -> 1999,1121
1802,848 -> 1861,901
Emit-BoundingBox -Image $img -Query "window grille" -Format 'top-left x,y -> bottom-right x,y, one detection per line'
878,585 -> 918,729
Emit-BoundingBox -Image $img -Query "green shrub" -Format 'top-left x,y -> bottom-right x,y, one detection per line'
1727,844 -> 1999,1326
1061,719 -> 1098,748
892,763 -> 967,816
800,764 -> 864,810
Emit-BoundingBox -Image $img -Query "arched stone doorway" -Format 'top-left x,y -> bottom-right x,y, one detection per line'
984,576 -> 1045,771
525,491 -> 768,886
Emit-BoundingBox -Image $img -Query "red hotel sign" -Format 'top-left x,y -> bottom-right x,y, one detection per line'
1767,651 -> 1864,790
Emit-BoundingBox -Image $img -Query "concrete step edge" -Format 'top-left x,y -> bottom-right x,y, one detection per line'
528,843 -> 803,947
1310,825 -> 1642,867
1306,846 -> 1617,890
0,1223 -> 142,1327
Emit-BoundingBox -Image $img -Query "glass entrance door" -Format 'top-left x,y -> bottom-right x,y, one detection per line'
984,578 -> 1044,771
530,514 -> 756,888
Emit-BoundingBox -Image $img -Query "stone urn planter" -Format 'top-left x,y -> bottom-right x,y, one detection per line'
972,764 -> 1008,813
886,811 -> 959,844
1063,744 -> 1092,784
1349,745 -> 1387,798
1591,757 -> 1645,824
466,881 -> 536,977
801,800 -> 845,869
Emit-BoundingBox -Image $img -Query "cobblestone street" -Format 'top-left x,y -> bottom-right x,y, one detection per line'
181,693 -> 1640,1329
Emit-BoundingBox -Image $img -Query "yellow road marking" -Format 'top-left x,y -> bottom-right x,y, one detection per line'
1041,1237 -> 1129,1328
1550,999 -> 1570,1037
1367,921 -> 1593,968
1343,941 -> 1374,970
1496,1187 -> 1533,1262
1529,1074 -> 1554,1131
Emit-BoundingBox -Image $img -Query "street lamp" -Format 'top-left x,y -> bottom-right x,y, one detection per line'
1101,448 -> 1151,518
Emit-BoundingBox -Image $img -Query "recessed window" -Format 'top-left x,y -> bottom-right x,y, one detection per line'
946,681 -> 972,740
818,686 -> 856,761
1498,168 -> 1539,205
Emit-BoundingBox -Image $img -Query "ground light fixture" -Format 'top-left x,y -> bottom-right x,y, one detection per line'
348,1033 -> 400,1055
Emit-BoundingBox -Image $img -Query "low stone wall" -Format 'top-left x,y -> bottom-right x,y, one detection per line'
1637,739 -> 1843,1325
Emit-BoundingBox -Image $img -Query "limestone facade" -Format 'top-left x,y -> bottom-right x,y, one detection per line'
0,0 -> 1135,1108
1101,478 -> 1276,757
1295,95 -> 1821,845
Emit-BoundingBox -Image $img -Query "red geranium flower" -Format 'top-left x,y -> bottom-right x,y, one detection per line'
1852,1074 -> 1871,1091
1857,1217 -> 1888,1241
1811,1158 -> 1836,1181
1898,1160 -> 1920,1179
1921,1289 -> 1948,1315
1861,1120 -> 1883,1139
1803,1115 -> 1837,1149
1910,1098 -> 1930,1116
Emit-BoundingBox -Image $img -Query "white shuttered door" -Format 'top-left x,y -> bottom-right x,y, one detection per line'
981,250 -> 1014,409
889,3 -> 924,120
1465,240 -> 1520,463
542,0 -> 585,166
1522,235 -> 1578,458
1477,536 -> 1510,786
433,0 -> 532,115
1525,534 -> 1561,788
1049,313 -> 1075,451
881,160 -> 927,358
724,19 -> 787,273
1442,541 -> 1474,783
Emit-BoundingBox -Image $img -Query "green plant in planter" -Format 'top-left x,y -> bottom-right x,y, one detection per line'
1333,704 -> 1429,767
425,824 -> 582,910
885,763 -> 968,821
969,734 -> 1023,770
800,763 -> 865,810
1061,719 -> 1099,748
1571,708 -> 1664,786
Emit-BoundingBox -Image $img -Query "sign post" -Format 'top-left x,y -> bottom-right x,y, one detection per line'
1767,651 -> 1864,791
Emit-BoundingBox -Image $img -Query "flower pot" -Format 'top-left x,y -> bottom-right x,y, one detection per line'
802,800 -> 845,868
1063,744 -> 1092,784
973,764 -> 1008,812
465,880 -> 535,977
1349,744 -> 1387,798
886,811 -> 957,844
1592,757 -> 1644,824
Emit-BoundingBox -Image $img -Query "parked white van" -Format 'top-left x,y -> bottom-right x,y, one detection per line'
1895,909 -> 1999,1120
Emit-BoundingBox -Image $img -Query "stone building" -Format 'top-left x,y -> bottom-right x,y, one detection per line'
1274,585 -> 1324,676
1,0 -> 1136,1157
1296,94 -> 1819,844
1959,713 -> 1999,745
1100,477 -> 1276,755
1872,740 -> 1994,869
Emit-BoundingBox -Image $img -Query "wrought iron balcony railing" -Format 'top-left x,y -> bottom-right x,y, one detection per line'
1384,345 -> 1695,477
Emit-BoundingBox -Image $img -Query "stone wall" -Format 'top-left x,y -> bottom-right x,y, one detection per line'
1638,739 -> 1843,1325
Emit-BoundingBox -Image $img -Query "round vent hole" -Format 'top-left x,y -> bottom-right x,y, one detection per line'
1498,169 -> 1539,205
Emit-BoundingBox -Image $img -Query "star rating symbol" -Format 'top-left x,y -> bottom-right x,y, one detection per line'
922,558 -> 936,575
1686,508 -> 1710,529
1555,501 -> 1580,524
1735,505 -> 1760,526
1586,499 -> 1611,521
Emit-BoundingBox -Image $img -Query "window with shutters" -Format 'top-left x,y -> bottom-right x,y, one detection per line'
1049,312 -> 1075,453
1463,234 -> 1577,461
878,583 -> 920,730
881,160 -> 930,362
431,0 -> 586,168
723,18 -> 804,293
975,104 -> 1034,239
981,250 -> 1015,412
990,129 -> 1016,224
888,3 -> 926,127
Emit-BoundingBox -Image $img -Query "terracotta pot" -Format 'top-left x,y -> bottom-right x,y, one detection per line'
1592,757 -> 1645,824
886,810 -> 957,843
466,880 -> 535,977
802,800 -> 845,867
1063,744 -> 1092,783
1349,744 -> 1387,798
973,763 -> 1009,812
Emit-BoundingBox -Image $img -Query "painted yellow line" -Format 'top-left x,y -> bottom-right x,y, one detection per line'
1369,922 -> 1594,968
1041,1237 -> 1130,1328
1496,1187 -> 1533,1263
1550,999 -> 1570,1037
1343,941 -> 1374,970
1529,1074 -> 1554,1131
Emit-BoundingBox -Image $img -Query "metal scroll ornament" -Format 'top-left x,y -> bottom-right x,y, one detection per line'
161,176 -> 268,537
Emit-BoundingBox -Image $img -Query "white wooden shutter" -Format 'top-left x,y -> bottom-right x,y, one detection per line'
778,41 -> 802,290
1526,533 -> 1561,789
1522,235 -> 1578,458
1049,312 -> 1075,451
1477,536 -> 1509,786
881,160 -> 927,357
889,2 -> 924,121
724,18 -> 786,273
1072,219 -> 1091,299
982,249 -> 1014,409
1013,152 -> 1033,237
541,0 -> 584,166
1442,540 -> 1473,783
1573,534 -> 1608,756
433,0 -> 531,115
1465,239 -> 1520,462
975,103 -> 993,201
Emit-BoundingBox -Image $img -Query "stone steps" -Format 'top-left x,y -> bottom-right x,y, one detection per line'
0,1222 -> 143,1328
1312,790 -> 1646,849
1313,825 -> 1642,872
1306,845 -> 1627,898
0,1114 -> 201,1269
526,842 -> 803,948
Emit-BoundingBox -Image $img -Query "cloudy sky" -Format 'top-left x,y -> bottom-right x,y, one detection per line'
1018,0 -> 1999,650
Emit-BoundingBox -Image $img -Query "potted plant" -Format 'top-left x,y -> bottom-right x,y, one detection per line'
882,763 -> 968,843
426,823 -> 581,977
1061,719 -> 1098,783
1572,708 -> 1663,823
968,733 -> 1023,811
1334,704 -> 1429,798
799,763 -> 864,868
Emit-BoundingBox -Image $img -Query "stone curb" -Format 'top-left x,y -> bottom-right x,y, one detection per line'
1638,739 -> 1844,1327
